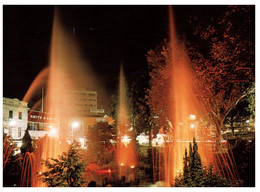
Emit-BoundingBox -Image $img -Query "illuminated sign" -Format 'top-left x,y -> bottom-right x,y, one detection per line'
28,111 -> 55,123
90,109 -> 104,113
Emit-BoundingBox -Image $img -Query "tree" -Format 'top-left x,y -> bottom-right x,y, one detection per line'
20,128 -> 33,154
190,139 -> 204,186
109,94 -> 119,122
175,138 -> 234,187
245,83 -> 255,120
86,122 -> 116,167
146,39 -> 172,134
41,142 -> 87,187
224,99 -> 251,135
147,6 -> 254,145
187,5 -> 255,144
128,67 -> 152,145
203,164 -> 235,187
229,138 -> 255,186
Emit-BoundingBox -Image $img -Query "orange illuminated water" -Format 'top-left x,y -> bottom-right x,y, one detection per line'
164,6 -> 238,186
20,7 -> 102,186
116,66 -> 136,179
164,6 -> 215,186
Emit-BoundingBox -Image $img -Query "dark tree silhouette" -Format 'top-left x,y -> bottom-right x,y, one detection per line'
20,128 -> 33,154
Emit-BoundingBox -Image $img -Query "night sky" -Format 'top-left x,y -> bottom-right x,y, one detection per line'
3,5 -> 223,110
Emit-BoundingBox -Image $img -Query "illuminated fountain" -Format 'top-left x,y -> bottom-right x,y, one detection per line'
164,6 -> 238,186
116,66 -> 137,181
19,7 -> 101,186
151,127 -> 166,183
20,152 -> 37,187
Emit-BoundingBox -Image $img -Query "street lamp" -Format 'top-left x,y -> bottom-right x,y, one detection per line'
189,114 -> 196,120
48,126 -> 58,137
120,163 -> 124,179
130,165 -> 135,181
71,121 -> 80,141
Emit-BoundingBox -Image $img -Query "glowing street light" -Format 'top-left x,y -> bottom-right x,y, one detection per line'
48,126 -> 58,137
120,163 -> 124,179
130,165 -> 135,181
189,114 -> 196,120
71,121 -> 80,129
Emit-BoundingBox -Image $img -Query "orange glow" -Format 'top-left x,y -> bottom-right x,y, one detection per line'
163,6 -> 215,186
163,6 -> 239,186
48,126 -> 58,137
20,7 -> 102,186
116,66 -> 136,179
71,121 -> 80,129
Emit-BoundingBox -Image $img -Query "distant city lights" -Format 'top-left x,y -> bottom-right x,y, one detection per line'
152,133 -> 166,146
121,135 -> 131,146
136,133 -> 149,145
189,114 -> 196,120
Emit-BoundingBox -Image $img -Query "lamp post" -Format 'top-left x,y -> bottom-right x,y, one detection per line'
120,163 -> 124,180
71,121 -> 80,141
130,165 -> 135,182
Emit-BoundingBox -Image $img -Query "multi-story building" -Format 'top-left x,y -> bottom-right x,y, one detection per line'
66,89 -> 102,116
3,97 -> 29,145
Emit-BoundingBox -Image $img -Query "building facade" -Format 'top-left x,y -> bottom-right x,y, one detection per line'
66,90 -> 101,116
3,97 -> 29,143
27,110 -> 57,139
3,90 -> 114,149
